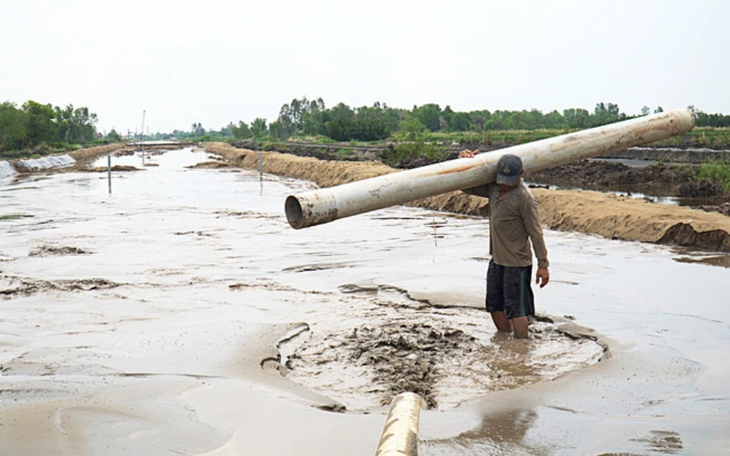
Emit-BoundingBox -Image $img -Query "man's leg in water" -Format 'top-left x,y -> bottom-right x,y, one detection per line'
490,310 -> 513,333
511,316 -> 529,339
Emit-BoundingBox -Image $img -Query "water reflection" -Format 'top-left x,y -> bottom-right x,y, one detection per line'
422,408 -> 542,456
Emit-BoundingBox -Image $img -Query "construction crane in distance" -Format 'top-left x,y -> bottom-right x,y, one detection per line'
140,110 -> 146,140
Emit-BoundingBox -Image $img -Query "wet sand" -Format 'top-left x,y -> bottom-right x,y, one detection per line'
1,148 -> 729,455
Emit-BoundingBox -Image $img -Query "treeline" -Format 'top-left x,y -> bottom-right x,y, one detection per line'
0,100 -> 101,153
696,111 -> 730,128
221,98 -> 730,142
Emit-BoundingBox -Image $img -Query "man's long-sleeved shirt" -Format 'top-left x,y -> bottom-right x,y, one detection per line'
464,182 -> 549,269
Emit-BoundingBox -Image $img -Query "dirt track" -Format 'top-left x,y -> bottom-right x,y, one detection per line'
206,142 -> 730,252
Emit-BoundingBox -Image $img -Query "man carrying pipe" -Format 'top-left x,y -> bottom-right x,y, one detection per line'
459,150 -> 550,339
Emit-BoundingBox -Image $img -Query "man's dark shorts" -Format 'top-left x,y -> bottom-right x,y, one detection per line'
486,259 -> 535,319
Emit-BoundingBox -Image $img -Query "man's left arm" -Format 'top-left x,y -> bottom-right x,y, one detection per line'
522,197 -> 550,287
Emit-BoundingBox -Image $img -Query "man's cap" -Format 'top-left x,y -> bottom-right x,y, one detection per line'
495,154 -> 523,186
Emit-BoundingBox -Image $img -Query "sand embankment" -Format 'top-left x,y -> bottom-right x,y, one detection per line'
68,143 -> 128,164
207,142 -> 730,252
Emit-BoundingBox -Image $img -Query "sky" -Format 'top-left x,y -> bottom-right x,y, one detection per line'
2,0 -> 729,135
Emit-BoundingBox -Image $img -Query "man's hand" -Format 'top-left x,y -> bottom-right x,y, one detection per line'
459,149 -> 479,158
536,267 -> 550,288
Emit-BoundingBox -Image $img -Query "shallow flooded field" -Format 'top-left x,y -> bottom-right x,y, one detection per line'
0,148 -> 728,455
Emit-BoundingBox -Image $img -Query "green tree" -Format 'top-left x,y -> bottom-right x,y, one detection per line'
563,108 -> 590,129
441,105 -> 454,130
56,105 -> 98,143
485,110 -> 508,130
351,104 -> 389,141
543,110 -> 567,129
268,120 -> 286,139
301,98 -> 327,136
449,112 -> 471,131
382,118 -> 445,166
250,118 -> 268,139
106,129 -> 122,142
0,102 -> 27,151
231,121 -> 252,139
472,110 -> 492,130
326,103 -> 356,141
219,122 -> 234,137
412,103 -> 442,131
275,97 -> 327,138
380,103 -> 407,135
190,122 -> 205,137
22,100 -> 57,146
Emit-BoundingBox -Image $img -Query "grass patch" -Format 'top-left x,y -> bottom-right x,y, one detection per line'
261,141 -> 289,152
697,156 -> 730,189
336,148 -> 354,159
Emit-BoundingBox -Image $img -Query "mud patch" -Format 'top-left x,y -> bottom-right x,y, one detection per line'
173,230 -> 214,237
82,165 -> 141,172
657,223 -> 730,250
343,324 -> 475,408
597,430 -> 684,456
0,277 -> 121,296
283,262 -> 357,273
631,430 -> 683,454
0,214 -> 35,221
29,245 -> 92,256
695,202 -> 730,216
213,210 -> 278,219
228,278 -> 326,295
674,254 -> 730,268
282,285 -> 607,411
187,161 -> 233,169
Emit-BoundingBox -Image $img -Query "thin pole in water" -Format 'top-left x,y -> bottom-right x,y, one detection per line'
107,154 -> 112,194
432,214 -> 438,247
259,150 -> 263,194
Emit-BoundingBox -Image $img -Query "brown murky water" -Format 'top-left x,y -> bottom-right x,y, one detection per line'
1,148 -> 729,455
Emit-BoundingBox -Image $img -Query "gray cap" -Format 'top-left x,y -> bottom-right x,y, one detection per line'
495,154 -> 523,186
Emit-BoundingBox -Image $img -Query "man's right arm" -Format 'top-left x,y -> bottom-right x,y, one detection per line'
459,149 -> 491,198
462,184 -> 491,198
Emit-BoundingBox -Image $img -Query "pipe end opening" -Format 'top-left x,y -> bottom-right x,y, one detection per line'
285,195 -> 304,229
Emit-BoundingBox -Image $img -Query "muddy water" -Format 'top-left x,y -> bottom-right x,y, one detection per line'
0,148 -> 729,455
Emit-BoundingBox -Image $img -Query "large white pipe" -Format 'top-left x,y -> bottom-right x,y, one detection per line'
285,109 -> 695,229
374,392 -> 427,456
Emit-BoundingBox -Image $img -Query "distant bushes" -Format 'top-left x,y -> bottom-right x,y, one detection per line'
0,100 -> 101,157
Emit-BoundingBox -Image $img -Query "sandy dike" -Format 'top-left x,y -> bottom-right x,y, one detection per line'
207,142 -> 730,254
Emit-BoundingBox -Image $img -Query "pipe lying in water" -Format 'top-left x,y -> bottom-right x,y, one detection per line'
285,109 -> 695,229
374,392 -> 427,456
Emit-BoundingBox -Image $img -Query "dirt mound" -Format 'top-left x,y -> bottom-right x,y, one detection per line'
529,160 -> 725,198
206,142 -> 730,252
345,323 -> 477,408
68,143 -> 127,165
187,161 -> 235,169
